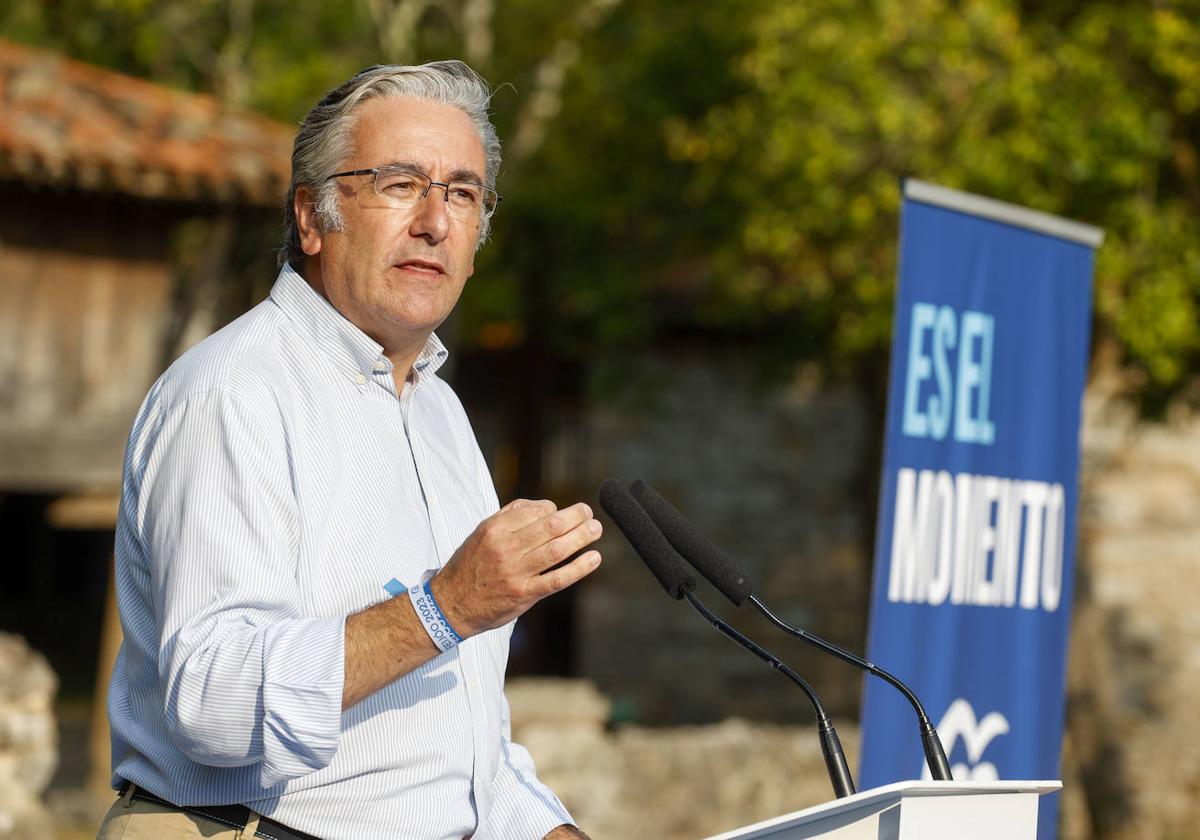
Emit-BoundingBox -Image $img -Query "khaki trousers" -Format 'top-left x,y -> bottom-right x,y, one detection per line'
96,787 -> 264,840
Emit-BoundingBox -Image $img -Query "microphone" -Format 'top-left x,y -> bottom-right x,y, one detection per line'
598,479 -> 856,799
628,480 -> 756,605
629,478 -> 953,783
598,478 -> 695,599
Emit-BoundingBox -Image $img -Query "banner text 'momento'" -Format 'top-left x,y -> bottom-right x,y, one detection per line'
886,467 -> 1065,612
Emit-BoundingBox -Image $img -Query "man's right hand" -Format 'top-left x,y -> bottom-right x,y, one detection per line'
431,499 -> 603,638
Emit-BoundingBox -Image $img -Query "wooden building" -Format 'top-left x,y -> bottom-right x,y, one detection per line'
0,38 -> 292,489
0,38 -> 292,795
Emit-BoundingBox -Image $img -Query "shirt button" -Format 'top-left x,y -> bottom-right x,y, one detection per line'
355,373 -> 366,385
374,360 -> 388,372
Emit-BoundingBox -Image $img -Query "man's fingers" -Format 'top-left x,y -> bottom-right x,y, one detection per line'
513,500 -> 593,546
529,550 -> 602,599
523,516 -> 602,574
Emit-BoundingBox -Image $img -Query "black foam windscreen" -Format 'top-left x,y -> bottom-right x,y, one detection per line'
629,479 -> 757,606
598,478 -> 696,600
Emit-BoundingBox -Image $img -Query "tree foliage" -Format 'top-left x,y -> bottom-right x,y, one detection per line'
659,0 -> 1200,402
492,0 -> 1200,405
5,0 -> 1199,406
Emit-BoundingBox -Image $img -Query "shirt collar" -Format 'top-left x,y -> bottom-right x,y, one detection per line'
413,331 -> 449,378
269,263 -> 450,384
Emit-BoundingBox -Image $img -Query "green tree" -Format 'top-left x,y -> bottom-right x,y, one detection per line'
662,0 -> 1200,406
7,0 -> 1198,406
2,0 -> 373,113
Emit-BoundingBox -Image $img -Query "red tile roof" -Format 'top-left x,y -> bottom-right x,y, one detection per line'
0,39 -> 293,207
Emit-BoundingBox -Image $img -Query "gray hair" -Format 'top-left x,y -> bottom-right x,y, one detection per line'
279,60 -> 502,268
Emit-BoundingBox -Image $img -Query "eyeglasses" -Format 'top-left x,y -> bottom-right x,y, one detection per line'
326,165 -> 501,222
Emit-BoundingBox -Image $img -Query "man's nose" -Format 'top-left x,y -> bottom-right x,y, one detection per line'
409,185 -> 451,243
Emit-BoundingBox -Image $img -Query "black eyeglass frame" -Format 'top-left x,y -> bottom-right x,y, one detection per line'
325,166 -> 502,218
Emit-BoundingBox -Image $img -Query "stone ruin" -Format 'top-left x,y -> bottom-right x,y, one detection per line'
507,677 -> 862,839
0,632 -> 57,838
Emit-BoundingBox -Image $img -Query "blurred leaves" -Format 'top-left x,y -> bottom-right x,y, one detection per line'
2,0 -> 370,112
662,0 -> 1200,399
4,0 -> 1199,405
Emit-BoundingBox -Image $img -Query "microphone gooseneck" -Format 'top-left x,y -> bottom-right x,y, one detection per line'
683,591 -> 855,799
747,595 -> 952,782
631,478 -> 953,782
598,478 -> 855,799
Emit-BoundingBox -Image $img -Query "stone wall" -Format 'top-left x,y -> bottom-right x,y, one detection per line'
507,678 -> 860,840
0,633 -> 57,838
579,351 -> 874,725
1063,378 -> 1200,840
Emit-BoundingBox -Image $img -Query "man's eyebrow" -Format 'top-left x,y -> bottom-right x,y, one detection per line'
447,168 -> 485,185
382,161 -> 485,185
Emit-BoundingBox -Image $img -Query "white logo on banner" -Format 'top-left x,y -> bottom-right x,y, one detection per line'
921,698 -> 1010,780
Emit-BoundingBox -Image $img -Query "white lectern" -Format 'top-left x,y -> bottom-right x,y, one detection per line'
704,780 -> 1061,840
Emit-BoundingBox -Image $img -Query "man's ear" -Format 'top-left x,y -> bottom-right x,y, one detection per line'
295,185 -> 324,256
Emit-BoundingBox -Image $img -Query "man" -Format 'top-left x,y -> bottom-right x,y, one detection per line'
97,61 -> 599,840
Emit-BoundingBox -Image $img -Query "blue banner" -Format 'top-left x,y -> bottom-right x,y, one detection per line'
859,181 -> 1101,839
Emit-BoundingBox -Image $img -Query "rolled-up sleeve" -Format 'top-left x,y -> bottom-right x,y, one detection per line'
485,694 -> 574,839
138,380 -> 345,789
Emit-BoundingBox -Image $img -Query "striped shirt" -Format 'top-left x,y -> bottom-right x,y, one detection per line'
107,263 -> 573,840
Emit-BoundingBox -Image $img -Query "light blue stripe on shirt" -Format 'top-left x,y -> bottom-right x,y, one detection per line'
108,263 -> 573,840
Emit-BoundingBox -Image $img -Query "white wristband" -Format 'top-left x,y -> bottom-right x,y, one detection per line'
407,580 -> 462,652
